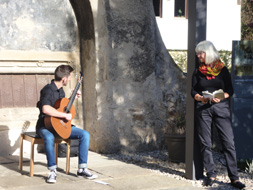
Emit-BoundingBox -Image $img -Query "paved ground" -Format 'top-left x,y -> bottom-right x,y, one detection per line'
0,151 -> 203,190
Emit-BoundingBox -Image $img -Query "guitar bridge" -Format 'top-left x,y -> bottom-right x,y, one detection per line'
60,120 -> 67,129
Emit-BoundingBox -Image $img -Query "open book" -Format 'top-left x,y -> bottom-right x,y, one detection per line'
202,89 -> 225,100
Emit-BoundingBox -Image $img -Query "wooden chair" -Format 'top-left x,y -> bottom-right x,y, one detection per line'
19,132 -> 71,177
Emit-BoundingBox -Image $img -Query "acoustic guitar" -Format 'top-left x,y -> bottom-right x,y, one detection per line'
44,72 -> 83,139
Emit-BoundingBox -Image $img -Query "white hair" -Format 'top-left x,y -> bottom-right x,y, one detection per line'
195,41 -> 220,64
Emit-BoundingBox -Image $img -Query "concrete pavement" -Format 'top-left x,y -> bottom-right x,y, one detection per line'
0,151 -> 203,190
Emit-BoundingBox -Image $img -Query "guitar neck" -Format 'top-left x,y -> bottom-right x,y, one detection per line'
65,73 -> 83,113
66,83 -> 80,113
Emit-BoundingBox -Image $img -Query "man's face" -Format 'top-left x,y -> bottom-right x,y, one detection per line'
62,72 -> 72,86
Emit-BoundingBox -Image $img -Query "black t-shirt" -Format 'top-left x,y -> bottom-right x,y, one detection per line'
191,66 -> 234,99
36,79 -> 65,133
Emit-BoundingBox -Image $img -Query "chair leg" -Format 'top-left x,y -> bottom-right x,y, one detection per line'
19,134 -> 24,171
66,140 -> 70,174
30,139 -> 35,177
20,135 -> 71,177
55,143 -> 58,165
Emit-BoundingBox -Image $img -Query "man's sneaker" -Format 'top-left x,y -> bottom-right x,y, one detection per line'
77,168 -> 98,179
47,169 -> 57,183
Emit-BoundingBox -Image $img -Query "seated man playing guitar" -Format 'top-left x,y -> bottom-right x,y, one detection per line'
36,64 -> 97,183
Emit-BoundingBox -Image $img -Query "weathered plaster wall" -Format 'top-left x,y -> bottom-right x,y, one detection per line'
0,0 -> 76,51
86,0 -> 186,153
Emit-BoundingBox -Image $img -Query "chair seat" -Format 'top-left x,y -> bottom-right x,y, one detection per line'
22,131 -> 40,138
19,131 -> 71,177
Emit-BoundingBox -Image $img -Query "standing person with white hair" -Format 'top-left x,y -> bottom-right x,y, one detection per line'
191,41 -> 245,189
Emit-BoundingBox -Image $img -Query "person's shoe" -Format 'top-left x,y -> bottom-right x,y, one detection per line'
203,177 -> 216,186
231,180 -> 246,189
77,168 -> 98,179
47,169 -> 57,183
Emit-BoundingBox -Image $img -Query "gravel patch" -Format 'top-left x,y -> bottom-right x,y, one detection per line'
105,150 -> 253,190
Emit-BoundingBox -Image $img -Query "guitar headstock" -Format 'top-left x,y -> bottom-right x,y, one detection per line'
77,71 -> 83,82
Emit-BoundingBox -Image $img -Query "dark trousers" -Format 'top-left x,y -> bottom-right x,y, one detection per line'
195,100 -> 239,182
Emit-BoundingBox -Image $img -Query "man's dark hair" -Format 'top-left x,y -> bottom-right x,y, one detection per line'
54,65 -> 74,81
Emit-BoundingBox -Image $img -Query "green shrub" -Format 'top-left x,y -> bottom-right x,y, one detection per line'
168,50 -> 232,73
241,0 -> 253,40
246,159 -> 253,179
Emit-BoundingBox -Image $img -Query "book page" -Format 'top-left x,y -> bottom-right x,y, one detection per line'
202,91 -> 213,99
202,89 -> 225,99
213,90 -> 225,99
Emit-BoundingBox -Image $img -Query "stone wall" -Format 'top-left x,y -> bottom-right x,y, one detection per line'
0,0 -> 77,51
86,0 -> 187,153
0,0 -> 186,155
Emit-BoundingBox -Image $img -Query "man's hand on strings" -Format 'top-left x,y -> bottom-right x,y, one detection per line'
64,113 -> 72,121
75,90 -> 81,99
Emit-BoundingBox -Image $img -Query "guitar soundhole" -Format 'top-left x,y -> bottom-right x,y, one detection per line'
64,106 -> 69,113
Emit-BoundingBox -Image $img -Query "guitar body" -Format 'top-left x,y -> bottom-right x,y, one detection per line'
44,98 -> 76,139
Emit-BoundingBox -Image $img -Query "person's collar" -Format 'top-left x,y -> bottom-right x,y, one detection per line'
51,79 -> 63,90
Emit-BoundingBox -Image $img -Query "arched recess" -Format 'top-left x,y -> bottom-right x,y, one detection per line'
0,0 -> 82,156
68,0 -> 187,155
69,0 -> 97,133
